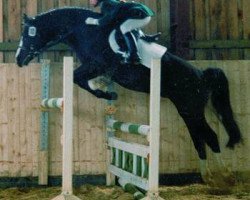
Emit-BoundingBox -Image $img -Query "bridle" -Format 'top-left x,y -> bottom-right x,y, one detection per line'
19,23 -> 74,59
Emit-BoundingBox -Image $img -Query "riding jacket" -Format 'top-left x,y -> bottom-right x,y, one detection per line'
98,0 -> 154,27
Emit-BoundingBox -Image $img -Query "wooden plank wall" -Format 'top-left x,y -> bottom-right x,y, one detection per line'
190,0 -> 250,60
0,60 -> 249,177
0,63 -> 41,177
0,0 -> 170,63
2,0 -> 250,61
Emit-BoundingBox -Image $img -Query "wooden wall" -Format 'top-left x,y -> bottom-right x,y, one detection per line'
0,0 -> 170,63
2,0 -> 250,61
0,60 -> 249,178
189,0 -> 250,60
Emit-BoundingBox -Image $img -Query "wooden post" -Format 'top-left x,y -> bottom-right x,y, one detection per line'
143,58 -> 163,200
106,83 -> 116,186
52,57 -> 81,200
0,0 -> 3,62
62,57 -> 74,195
39,59 -> 50,185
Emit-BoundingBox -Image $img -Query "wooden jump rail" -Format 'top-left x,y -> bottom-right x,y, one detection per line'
38,57 -> 80,200
106,58 -> 163,200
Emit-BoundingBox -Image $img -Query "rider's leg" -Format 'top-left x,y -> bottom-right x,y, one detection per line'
122,32 -> 141,64
120,17 -> 151,64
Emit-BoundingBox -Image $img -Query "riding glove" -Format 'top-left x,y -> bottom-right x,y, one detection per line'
85,17 -> 99,25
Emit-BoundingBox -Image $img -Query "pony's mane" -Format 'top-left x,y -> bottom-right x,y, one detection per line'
35,7 -> 92,19
30,6 -> 100,27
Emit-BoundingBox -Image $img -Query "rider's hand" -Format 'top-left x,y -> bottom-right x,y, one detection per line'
85,17 -> 99,25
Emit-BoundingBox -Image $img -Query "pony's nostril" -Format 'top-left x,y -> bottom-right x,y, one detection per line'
17,59 -> 23,67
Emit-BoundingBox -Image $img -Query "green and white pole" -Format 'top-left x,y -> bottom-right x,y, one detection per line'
107,119 -> 149,136
119,178 -> 145,200
41,98 -> 63,109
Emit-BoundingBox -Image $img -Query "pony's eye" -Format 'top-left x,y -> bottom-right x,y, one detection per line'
28,26 -> 37,37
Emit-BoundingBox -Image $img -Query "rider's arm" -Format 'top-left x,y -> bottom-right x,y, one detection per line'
85,1 -> 120,26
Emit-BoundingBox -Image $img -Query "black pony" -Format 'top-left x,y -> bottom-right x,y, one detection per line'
16,7 -> 242,185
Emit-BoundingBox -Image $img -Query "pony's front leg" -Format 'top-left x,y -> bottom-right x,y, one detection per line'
88,75 -> 111,92
87,75 -> 118,100
73,66 -> 117,100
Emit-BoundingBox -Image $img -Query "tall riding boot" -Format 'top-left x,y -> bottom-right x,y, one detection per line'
122,32 -> 141,65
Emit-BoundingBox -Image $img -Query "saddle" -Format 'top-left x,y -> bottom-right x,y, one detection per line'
108,28 -> 167,68
140,32 -> 162,43
114,29 -> 161,53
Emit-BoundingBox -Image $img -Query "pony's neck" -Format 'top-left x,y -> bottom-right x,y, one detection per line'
34,8 -> 99,44
35,11 -> 75,36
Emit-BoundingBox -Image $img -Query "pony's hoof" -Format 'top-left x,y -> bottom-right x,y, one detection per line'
202,173 -> 216,186
221,171 -> 237,186
206,171 -> 236,188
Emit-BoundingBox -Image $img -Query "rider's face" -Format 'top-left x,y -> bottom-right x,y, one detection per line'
90,0 -> 98,6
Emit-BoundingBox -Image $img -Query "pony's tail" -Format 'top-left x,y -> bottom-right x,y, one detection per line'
203,68 -> 242,148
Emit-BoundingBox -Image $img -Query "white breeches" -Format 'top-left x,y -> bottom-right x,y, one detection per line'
120,16 -> 151,34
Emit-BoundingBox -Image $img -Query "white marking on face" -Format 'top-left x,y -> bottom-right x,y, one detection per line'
15,37 -> 23,58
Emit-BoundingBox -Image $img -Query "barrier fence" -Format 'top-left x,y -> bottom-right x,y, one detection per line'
106,58 -> 164,200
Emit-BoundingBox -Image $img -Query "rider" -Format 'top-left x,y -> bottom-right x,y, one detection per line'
85,0 -> 154,65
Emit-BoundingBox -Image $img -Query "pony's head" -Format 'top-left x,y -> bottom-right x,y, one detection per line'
16,14 -> 47,67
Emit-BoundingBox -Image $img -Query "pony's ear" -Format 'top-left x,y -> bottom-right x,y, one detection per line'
23,13 -> 32,23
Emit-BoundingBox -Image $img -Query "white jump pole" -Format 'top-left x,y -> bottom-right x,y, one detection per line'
143,58 -> 163,200
52,57 -> 81,200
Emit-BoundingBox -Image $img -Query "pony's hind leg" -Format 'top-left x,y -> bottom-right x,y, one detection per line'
213,153 -> 236,186
205,68 -> 242,148
180,114 -> 214,185
200,118 -> 236,186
